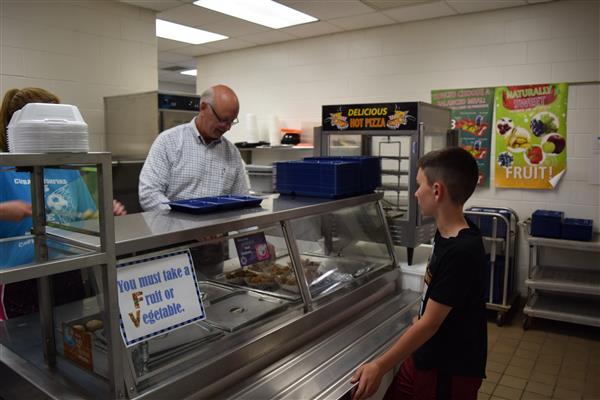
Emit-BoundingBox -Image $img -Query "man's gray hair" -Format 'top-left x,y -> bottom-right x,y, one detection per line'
200,88 -> 214,105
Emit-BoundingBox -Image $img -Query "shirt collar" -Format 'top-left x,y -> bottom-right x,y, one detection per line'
190,117 -> 222,147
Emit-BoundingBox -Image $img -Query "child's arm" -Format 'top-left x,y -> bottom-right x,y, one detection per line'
351,298 -> 452,400
0,200 -> 32,222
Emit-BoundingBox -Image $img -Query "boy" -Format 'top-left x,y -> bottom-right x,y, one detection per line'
352,147 -> 487,400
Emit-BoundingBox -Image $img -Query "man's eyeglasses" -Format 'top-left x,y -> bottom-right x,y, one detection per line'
207,103 -> 239,126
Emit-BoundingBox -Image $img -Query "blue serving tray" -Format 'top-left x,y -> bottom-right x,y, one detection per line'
167,195 -> 263,214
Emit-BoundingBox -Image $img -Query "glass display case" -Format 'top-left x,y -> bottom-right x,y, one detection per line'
316,101 -> 454,264
0,159 -> 420,400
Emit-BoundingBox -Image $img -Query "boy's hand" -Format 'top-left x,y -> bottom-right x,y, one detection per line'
0,200 -> 32,221
351,361 -> 382,400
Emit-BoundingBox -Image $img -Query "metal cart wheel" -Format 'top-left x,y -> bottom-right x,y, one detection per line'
496,312 -> 505,327
522,316 -> 531,330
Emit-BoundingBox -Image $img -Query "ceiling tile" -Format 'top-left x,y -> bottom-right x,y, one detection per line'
119,0 -> 182,12
384,1 -> 456,23
328,12 -> 396,30
282,21 -> 343,38
168,44 -> 223,57
278,0 -> 376,20
157,4 -> 228,28
158,51 -> 196,64
363,0 -> 438,11
242,30 -> 299,45
159,70 -> 196,83
202,38 -> 255,51
202,18 -> 270,37
157,37 -> 189,52
446,0 -> 527,14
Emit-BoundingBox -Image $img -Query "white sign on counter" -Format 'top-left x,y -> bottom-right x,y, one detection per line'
116,249 -> 205,347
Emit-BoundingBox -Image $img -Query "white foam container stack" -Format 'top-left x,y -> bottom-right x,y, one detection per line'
7,103 -> 89,153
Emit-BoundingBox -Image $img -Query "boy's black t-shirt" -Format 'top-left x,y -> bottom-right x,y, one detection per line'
413,218 -> 487,378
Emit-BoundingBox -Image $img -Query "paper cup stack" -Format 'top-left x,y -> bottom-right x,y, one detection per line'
7,103 -> 89,153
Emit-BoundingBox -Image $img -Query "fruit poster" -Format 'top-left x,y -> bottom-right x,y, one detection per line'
431,88 -> 494,187
494,83 -> 568,189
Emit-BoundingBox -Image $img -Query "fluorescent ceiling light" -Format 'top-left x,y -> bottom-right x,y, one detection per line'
156,19 -> 228,44
180,69 -> 197,76
193,0 -> 318,29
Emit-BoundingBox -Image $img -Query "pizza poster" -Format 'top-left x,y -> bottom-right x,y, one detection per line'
494,83 -> 568,189
431,87 -> 494,187
322,102 -> 419,131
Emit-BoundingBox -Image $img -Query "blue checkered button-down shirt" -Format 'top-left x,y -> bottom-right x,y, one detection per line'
139,118 -> 249,211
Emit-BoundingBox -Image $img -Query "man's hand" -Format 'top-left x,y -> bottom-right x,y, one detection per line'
351,361 -> 383,400
0,200 -> 32,222
112,199 -> 127,216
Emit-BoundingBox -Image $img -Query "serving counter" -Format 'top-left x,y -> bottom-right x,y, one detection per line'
0,175 -> 420,399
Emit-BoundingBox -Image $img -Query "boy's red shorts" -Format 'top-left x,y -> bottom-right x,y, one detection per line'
383,356 -> 482,400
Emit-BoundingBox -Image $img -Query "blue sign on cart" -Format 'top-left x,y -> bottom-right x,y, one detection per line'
234,232 -> 271,267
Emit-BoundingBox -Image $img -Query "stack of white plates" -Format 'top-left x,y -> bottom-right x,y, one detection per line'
7,103 -> 89,153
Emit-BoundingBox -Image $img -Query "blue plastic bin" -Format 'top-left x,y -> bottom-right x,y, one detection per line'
302,156 -> 382,193
467,207 -> 511,238
531,210 -> 564,239
561,218 -> 593,241
275,160 -> 362,198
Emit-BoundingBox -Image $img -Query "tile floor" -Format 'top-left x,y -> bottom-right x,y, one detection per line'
480,310 -> 600,400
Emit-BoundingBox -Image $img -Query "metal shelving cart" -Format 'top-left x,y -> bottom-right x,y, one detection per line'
465,207 -> 520,326
0,152 -> 124,398
522,226 -> 600,330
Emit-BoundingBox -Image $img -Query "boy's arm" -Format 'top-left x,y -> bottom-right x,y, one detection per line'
351,299 -> 452,400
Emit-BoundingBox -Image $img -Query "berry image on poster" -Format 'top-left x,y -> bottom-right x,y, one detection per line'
494,83 -> 568,189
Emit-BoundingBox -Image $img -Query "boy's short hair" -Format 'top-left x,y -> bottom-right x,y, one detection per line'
417,147 -> 479,205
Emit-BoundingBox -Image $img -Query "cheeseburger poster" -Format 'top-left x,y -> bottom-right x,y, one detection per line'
494,83 -> 568,189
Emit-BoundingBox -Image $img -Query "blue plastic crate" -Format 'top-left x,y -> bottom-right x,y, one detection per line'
303,156 -> 382,193
275,160 -> 361,198
467,207 -> 511,238
531,209 -> 564,239
561,218 -> 593,241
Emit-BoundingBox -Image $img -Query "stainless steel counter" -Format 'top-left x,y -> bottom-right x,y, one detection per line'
50,193 -> 382,256
1,191 -> 420,400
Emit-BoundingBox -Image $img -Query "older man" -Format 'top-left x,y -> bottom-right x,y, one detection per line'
139,84 -> 249,211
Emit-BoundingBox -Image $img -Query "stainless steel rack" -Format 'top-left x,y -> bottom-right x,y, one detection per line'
522,226 -> 600,329
0,152 -> 124,398
314,102 -> 454,265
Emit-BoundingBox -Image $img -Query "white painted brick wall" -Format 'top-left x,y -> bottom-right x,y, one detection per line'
195,0 -> 599,293
0,0 -> 158,151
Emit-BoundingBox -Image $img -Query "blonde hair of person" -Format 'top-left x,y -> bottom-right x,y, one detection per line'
0,87 -> 60,152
